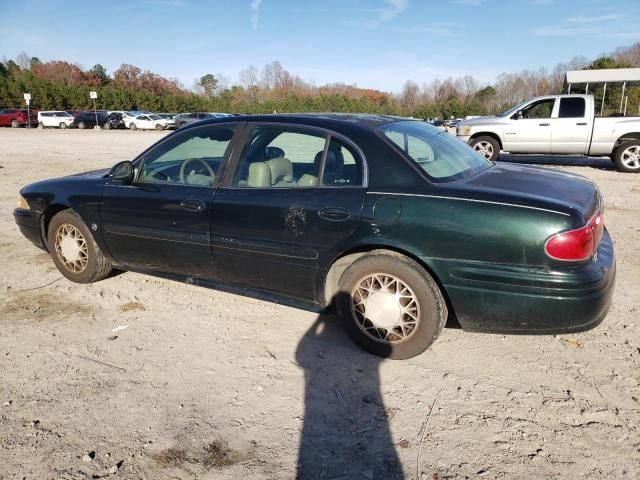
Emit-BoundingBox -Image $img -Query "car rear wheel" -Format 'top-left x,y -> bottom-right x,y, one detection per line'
47,210 -> 112,284
103,122 -> 111,130
60,122 -> 67,129
129,123 -> 137,130
11,119 -> 19,128
38,122 -> 44,129
470,136 -> 500,162
613,140 -> 640,173
336,251 -> 447,359
77,121 -> 85,129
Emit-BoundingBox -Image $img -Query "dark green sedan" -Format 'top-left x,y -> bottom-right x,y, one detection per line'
13,114 -> 615,359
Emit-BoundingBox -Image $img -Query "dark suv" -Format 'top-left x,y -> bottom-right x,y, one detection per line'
0,108 -> 38,127
72,111 -> 124,129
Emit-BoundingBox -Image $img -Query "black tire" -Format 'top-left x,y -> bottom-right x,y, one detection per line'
179,121 -> 187,128
103,121 -> 111,130
47,210 -> 112,284
129,122 -> 137,130
77,121 -> 85,129
470,135 -> 500,162
60,122 -> 67,129
155,123 -> 164,131
38,122 -> 44,129
612,140 -> 640,173
11,119 -> 19,128
336,251 -> 447,359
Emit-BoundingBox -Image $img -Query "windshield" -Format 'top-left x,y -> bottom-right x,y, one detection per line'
379,121 -> 492,183
149,114 -> 162,120
496,99 -> 531,117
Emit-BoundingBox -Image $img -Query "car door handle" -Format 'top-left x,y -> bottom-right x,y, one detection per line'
538,123 -> 550,126
318,207 -> 350,221
179,199 -> 205,212
576,122 -> 587,125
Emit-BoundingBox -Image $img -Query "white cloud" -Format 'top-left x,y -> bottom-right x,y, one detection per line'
533,13 -> 634,38
251,0 -> 262,29
566,14 -> 621,23
350,0 -> 409,28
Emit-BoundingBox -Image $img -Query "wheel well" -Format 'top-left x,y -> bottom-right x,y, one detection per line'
322,245 -> 449,308
614,132 -> 640,148
42,204 -> 70,246
470,132 -> 503,150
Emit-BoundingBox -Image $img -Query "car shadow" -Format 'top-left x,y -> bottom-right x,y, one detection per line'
499,154 -> 615,170
294,293 -> 404,479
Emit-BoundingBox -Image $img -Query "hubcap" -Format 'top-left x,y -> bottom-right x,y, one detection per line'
54,224 -> 88,273
621,145 -> 640,169
474,141 -> 494,159
351,273 -> 420,344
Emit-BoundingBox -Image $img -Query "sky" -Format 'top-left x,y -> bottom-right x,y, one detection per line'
1,0 -> 639,93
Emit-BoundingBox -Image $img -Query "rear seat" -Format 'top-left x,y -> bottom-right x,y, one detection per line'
246,156 -> 318,188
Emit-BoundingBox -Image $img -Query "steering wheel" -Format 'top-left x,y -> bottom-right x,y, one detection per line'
179,158 -> 215,185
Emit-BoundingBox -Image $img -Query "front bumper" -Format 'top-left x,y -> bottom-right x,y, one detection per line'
428,229 -> 616,334
13,208 -> 46,250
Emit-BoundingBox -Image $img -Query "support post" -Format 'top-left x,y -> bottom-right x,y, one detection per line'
619,82 -> 626,113
600,83 -> 607,117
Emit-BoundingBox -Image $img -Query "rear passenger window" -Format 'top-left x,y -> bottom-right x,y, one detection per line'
232,127 -> 326,188
322,138 -> 363,186
559,97 -> 586,118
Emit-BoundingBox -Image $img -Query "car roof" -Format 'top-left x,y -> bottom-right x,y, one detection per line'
189,112 -> 410,130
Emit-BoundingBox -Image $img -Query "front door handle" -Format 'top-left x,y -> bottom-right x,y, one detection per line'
180,199 -> 205,212
538,123 -> 550,126
318,207 -> 350,221
576,122 -> 587,125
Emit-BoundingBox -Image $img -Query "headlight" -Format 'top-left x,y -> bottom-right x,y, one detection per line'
17,195 -> 30,210
457,125 -> 471,136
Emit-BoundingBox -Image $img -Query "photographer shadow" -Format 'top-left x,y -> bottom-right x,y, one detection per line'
295,292 -> 404,479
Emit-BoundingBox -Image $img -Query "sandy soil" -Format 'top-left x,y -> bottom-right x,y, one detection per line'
0,129 -> 638,480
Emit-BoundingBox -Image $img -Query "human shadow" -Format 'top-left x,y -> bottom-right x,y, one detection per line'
499,154 -> 614,170
295,293 -> 404,479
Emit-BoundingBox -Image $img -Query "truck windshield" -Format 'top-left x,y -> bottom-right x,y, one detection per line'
379,121 -> 492,182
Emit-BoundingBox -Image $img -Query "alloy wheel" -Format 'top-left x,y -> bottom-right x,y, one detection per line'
620,145 -> 640,169
474,141 -> 494,159
351,273 -> 420,344
54,223 -> 89,273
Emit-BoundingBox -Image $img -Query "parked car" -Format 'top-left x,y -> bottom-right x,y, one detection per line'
72,111 -> 123,129
0,108 -> 38,127
457,94 -> 640,172
37,111 -> 75,129
174,112 -> 216,128
13,114 -> 615,359
126,114 -> 171,130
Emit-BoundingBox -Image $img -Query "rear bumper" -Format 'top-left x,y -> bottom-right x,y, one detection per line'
13,208 -> 46,250
429,229 -> 616,334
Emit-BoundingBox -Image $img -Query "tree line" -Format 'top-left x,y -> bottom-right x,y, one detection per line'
1,43 -> 638,118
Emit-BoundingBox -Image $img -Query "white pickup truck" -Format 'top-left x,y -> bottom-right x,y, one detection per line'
456,94 -> 640,172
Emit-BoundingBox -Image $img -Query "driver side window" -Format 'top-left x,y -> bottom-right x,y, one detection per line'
521,99 -> 555,119
139,124 -> 238,187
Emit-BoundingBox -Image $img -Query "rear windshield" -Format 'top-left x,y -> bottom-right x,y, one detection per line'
378,121 -> 492,183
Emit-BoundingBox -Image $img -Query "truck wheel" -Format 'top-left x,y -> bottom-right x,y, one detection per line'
470,136 -> 500,162
613,140 -> 640,173
336,251 -> 447,359
11,119 -> 19,128
103,122 -> 111,130
47,209 -> 113,284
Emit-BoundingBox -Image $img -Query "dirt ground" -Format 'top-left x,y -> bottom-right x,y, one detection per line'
0,129 -> 638,480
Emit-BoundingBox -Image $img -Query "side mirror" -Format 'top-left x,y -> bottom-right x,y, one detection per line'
110,160 -> 134,182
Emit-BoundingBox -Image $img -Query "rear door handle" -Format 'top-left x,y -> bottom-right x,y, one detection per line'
318,207 -> 350,221
180,199 -> 205,212
576,122 -> 587,125
538,123 -> 550,126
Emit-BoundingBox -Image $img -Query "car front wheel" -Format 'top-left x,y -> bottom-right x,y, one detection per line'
47,210 -> 112,284
470,136 -> 500,162
129,123 -> 137,130
77,121 -> 85,129
336,251 -> 447,359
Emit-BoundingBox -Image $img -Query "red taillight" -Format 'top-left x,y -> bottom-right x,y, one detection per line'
545,212 -> 604,262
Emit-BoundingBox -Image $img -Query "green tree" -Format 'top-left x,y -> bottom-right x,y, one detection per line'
198,73 -> 218,96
